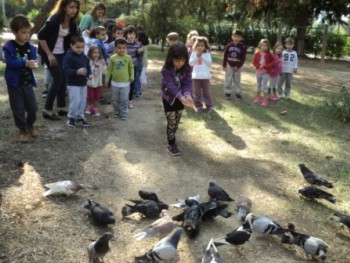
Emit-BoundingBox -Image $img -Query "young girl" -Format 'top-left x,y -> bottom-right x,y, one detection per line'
189,36 -> 212,112
269,42 -> 283,100
186,30 -> 199,55
86,45 -> 106,116
137,31 -> 149,89
252,39 -> 274,106
161,43 -> 194,156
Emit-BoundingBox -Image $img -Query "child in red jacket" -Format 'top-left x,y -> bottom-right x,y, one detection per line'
252,39 -> 274,106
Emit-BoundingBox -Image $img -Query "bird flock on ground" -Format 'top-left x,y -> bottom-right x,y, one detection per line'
41,163 -> 350,262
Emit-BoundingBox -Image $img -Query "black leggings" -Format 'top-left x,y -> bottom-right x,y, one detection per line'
163,98 -> 184,145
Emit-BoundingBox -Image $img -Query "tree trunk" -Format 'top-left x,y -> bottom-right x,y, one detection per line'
32,0 -> 58,33
295,7 -> 311,56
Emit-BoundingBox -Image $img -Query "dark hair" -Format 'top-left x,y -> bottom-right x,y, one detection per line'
194,36 -> 210,52
87,45 -> 103,60
54,0 -> 80,22
70,35 -> 84,45
137,31 -> 149,46
115,38 -> 127,46
10,14 -> 31,32
123,25 -> 137,38
163,43 -> 189,71
90,3 -> 106,20
232,29 -> 243,36
285,37 -> 295,44
112,25 -> 123,33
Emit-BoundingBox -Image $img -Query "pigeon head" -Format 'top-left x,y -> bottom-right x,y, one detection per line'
298,164 -> 306,172
160,209 -> 169,217
209,182 -> 215,187
100,232 -> 116,242
72,182 -> 84,192
245,213 -> 255,227
84,199 -> 93,209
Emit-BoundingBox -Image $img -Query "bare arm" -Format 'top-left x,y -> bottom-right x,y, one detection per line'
38,39 -> 57,67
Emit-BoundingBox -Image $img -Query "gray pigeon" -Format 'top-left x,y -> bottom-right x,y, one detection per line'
299,164 -> 333,188
138,190 -> 169,210
122,199 -> 162,219
170,195 -> 200,209
287,223 -> 328,261
213,221 -> 252,247
330,212 -> 350,230
236,196 -> 252,221
298,186 -> 335,203
84,199 -> 116,225
208,182 -> 234,202
245,213 -> 292,244
202,238 -> 224,263
134,227 -> 183,262
133,210 -> 175,240
88,232 -> 115,263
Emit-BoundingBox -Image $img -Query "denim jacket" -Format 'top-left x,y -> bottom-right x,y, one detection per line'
161,65 -> 192,105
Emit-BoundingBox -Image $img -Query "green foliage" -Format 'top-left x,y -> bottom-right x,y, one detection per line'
208,22 -> 234,49
27,9 -> 40,22
324,86 -> 350,122
344,37 -> 350,56
326,33 -> 347,59
0,14 -> 5,30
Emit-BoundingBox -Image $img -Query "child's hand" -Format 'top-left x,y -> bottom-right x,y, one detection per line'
77,68 -> 87,75
138,47 -> 144,53
181,96 -> 194,108
88,74 -> 93,80
233,66 -> 238,71
26,60 -> 38,69
196,51 -> 202,57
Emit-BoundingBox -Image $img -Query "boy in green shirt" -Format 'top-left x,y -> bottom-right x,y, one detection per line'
105,38 -> 134,120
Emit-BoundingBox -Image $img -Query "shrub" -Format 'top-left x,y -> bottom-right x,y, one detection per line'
324,86 -> 350,122
27,9 -> 40,23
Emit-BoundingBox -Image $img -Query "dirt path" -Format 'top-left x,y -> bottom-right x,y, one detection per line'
0,57 -> 350,263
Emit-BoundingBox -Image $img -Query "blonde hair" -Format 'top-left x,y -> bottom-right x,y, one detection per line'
193,36 -> 211,52
256,39 -> 271,52
87,45 -> 103,60
272,42 -> 283,55
186,30 -> 199,42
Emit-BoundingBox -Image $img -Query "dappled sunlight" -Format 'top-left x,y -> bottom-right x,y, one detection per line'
1,162 -> 45,223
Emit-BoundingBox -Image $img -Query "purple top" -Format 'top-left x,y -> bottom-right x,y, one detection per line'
161,65 -> 192,105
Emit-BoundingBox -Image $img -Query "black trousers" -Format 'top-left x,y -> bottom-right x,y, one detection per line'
162,98 -> 184,145
7,84 -> 38,131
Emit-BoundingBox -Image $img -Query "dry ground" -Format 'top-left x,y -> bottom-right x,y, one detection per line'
0,56 -> 350,263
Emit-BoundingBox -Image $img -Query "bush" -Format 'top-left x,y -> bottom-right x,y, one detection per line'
324,86 -> 350,122
27,9 -> 40,23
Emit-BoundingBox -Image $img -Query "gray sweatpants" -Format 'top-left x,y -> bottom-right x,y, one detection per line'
277,72 -> 293,96
224,64 -> 242,95
67,85 -> 87,119
256,72 -> 269,94
111,84 -> 130,118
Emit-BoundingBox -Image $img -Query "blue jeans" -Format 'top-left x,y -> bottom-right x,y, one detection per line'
67,85 -> 87,119
112,84 -> 130,118
130,65 -> 142,99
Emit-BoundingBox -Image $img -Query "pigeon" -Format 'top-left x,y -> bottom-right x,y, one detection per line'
138,190 -> 169,210
287,223 -> 328,261
43,180 -> 83,197
170,195 -> 200,209
183,203 -> 204,238
122,199 -> 162,219
330,212 -> 350,230
84,199 -> 116,225
208,182 -> 234,201
213,221 -> 252,247
298,186 -> 336,203
236,196 -> 252,221
201,200 -> 232,221
88,232 -> 115,263
133,210 -> 175,240
134,227 -> 183,262
202,238 -> 224,263
245,213 -> 292,244
299,164 -> 333,188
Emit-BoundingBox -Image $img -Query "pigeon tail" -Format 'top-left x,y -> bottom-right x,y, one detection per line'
43,189 -> 52,197
122,205 -> 135,217
133,231 -> 148,241
212,236 -> 230,247
326,196 -> 336,203
321,181 -> 333,189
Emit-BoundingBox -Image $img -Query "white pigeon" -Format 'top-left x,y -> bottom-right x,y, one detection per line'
134,210 -> 175,240
202,238 -> 224,263
88,232 -> 115,263
134,227 -> 183,262
170,195 -> 200,209
43,180 -> 84,197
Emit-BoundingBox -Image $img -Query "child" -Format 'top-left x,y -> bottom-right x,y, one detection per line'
124,25 -> 143,106
91,26 -> 108,62
3,15 -> 38,143
105,38 -> 134,120
107,25 -> 124,58
186,30 -> 199,55
62,35 -> 92,128
137,31 -> 149,89
161,43 -> 194,156
277,37 -> 298,99
268,42 -> 283,100
86,45 -> 106,116
42,65 -> 52,98
166,32 -> 179,46
189,36 -> 212,112
252,39 -> 274,106
223,29 -> 246,100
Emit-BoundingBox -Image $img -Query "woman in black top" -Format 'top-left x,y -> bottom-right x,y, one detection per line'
38,0 -> 80,120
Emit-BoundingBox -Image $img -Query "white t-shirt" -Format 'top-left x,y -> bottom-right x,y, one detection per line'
52,25 -> 69,54
189,51 -> 212,79
281,50 -> 298,73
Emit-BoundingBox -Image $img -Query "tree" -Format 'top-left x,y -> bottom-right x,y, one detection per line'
32,0 -> 57,33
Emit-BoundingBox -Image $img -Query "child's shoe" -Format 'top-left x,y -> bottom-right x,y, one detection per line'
67,118 -> 76,128
270,93 -> 278,101
225,93 -> 231,100
18,130 -> 30,143
76,118 -> 89,128
27,124 -> 38,138
254,96 -> 261,103
206,107 -> 213,113
167,144 -> 181,156
85,105 -> 93,115
128,100 -> 134,109
261,99 -> 268,106
235,93 -> 242,100
196,108 -> 202,113
93,107 -> 101,116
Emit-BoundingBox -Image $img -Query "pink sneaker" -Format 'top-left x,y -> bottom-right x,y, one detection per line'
128,101 -> 134,109
85,105 -> 92,114
93,107 -> 101,116
261,99 -> 268,106
270,93 -> 278,101
254,96 -> 261,103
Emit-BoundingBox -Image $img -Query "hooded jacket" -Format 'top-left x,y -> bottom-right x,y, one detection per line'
62,49 -> 91,86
